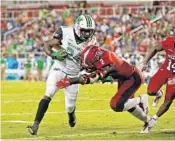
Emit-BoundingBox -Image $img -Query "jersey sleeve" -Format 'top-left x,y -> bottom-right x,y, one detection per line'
161,36 -> 170,50
53,27 -> 63,40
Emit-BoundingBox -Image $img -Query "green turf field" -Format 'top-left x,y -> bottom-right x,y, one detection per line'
1,81 -> 175,140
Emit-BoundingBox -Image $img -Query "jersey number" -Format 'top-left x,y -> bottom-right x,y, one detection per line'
167,60 -> 175,73
67,47 -> 74,56
67,47 -> 80,62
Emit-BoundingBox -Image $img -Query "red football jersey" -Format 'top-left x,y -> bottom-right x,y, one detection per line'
161,36 -> 175,74
81,46 -> 135,77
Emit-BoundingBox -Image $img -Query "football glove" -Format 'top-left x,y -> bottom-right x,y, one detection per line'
51,49 -> 67,61
56,78 -> 71,89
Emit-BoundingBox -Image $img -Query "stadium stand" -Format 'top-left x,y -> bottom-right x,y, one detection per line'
1,1 -> 175,82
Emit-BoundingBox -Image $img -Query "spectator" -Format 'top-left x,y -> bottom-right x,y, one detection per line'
0,53 -> 7,80
24,55 -> 32,80
35,54 -> 46,81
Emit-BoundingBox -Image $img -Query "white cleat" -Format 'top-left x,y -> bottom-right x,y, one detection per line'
152,90 -> 163,107
140,117 -> 157,134
140,123 -> 149,134
140,94 -> 149,114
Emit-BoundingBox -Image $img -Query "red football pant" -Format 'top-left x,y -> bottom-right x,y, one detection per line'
148,68 -> 175,100
110,69 -> 143,111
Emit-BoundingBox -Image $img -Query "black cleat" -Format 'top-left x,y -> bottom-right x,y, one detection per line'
68,110 -> 76,127
26,125 -> 38,135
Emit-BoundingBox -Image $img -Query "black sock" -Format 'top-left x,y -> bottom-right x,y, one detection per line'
34,98 -> 51,125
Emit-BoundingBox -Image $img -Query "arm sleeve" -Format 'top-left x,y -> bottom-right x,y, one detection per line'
53,27 -> 63,40
69,73 -> 100,85
161,37 -> 169,50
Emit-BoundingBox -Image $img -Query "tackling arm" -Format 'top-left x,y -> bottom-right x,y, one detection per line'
56,72 -> 100,89
56,64 -> 117,89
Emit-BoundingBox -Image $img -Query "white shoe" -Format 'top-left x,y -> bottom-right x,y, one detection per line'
152,90 -> 163,107
140,94 -> 149,114
140,117 -> 157,134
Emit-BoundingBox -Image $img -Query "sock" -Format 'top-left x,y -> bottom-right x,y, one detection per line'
123,97 -> 141,111
152,115 -> 158,120
34,98 -> 51,125
157,90 -> 163,97
128,105 -> 150,122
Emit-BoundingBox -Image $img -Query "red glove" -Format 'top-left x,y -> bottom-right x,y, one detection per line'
56,78 -> 71,89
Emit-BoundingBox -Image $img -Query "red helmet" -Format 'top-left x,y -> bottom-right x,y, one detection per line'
81,45 -> 104,70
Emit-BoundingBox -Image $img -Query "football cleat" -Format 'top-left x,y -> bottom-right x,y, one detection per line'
26,125 -> 38,135
152,90 -> 163,107
139,94 -> 149,114
68,109 -> 76,127
140,122 -> 149,134
140,117 -> 157,134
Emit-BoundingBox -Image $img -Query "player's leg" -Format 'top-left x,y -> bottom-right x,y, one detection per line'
147,69 -> 166,107
110,71 -> 143,112
110,71 -> 149,123
27,66 -> 65,135
64,83 -> 79,127
142,77 -> 175,133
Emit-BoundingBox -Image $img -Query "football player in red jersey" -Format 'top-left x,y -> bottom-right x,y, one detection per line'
141,36 -> 175,133
56,45 -> 151,129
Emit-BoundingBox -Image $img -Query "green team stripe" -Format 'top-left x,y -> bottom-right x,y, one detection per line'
87,15 -> 92,27
84,15 -> 90,27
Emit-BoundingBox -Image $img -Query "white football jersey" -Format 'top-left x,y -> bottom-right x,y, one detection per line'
53,26 -> 97,76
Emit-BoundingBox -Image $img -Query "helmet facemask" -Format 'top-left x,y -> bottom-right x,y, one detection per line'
74,14 -> 96,41
80,28 -> 95,40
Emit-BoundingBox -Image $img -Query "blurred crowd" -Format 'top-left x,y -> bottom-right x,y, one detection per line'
1,1 -> 175,83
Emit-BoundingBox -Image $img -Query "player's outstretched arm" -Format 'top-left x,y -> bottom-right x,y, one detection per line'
56,73 -> 100,89
142,44 -> 164,71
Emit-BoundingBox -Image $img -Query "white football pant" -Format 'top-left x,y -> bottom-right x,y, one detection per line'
45,64 -> 79,113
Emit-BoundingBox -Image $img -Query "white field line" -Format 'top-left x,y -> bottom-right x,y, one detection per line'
2,98 -> 175,104
1,93 -> 41,96
2,120 -> 33,123
1,108 -> 175,116
17,128 -> 175,140
1,98 -> 108,103
1,110 -> 112,116
1,92 -> 89,97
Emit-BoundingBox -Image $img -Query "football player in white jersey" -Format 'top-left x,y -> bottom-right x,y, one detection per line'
27,14 -> 97,135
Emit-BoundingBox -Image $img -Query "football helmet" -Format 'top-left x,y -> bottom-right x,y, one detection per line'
74,14 -> 95,41
81,45 -> 104,71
